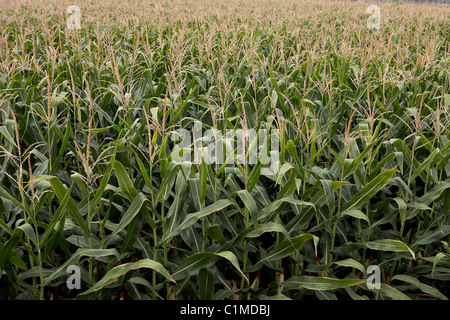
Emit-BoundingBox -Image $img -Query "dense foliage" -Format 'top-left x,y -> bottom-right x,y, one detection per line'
0,0 -> 449,300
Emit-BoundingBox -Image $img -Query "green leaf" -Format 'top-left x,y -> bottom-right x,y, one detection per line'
432,253 -> 447,276
50,115 -> 72,175
365,239 -> 415,259
0,228 -> 23,272
379,283 -> 411,300
172,251 -> 246,282
88,146 -> 117,215
283,276 -> 366,290
49,177 -> 90,236
206,224 -> 226,244
160,199 -> 236,244
0,185 -> 25,210
114,160 -> 155,232
408,148 -> 440,184
418,181 -> 450,206
44,249 -> 120,285
200,159 -> 207,207
198,268 -> 215,300
340,209 -> 370,223
246,222 -> 290,240
109,192 -> 148,239
234,189 -> 258,228
17,223 -> 37,248
413,225 -> 450,248
259,198 -> 315,222
79,259 -> 174,298
172,252 -> 216,281
258,293 -> 292,300
113,161 -> 138,201
342,167 -> 396,211
215,251 -> 248,283
247,234 -> 317,271
41,183 -> 73,245
334,258 -> 365,273
391,275 -> 447,300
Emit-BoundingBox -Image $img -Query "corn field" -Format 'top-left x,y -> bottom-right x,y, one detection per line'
0,0 -> 449,300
